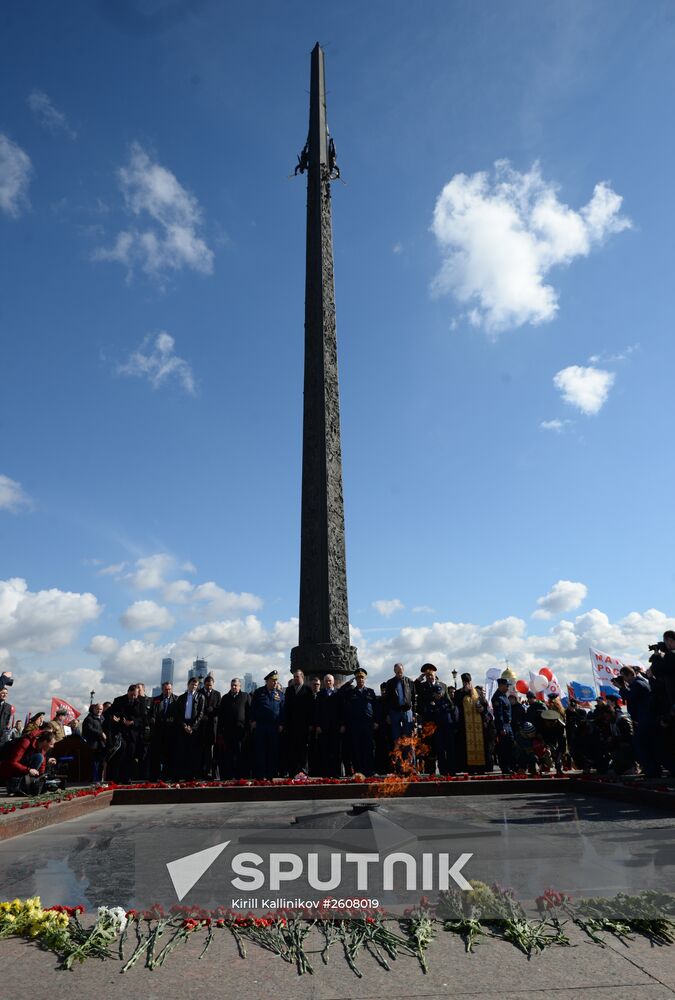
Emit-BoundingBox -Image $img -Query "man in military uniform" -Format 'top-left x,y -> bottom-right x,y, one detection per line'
340,668 -> 377,776
250,670 -> 284,779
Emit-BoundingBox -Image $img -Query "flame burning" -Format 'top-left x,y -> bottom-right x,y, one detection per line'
377,722 -> 437,797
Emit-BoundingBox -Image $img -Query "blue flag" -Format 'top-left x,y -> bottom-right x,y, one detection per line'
569,681 -> 595,702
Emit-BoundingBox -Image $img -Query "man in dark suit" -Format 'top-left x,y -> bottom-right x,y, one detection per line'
200,674 -> 221,778
136,682 -> 154,779
283,669 -> 312,775
0,687 -> 14,747
150,681 -> 178,780
314,673 -> 342,776
307,676 -> 322,775
217,677 -> 250,779
382,662 -> 416,771
107,684 -> 143,783
174,676 -> 204,779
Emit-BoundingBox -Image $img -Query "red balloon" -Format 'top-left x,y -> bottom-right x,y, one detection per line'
539,668 -> 553,681
515,679 -> 529,694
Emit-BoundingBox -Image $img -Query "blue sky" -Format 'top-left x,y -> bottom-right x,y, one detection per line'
1,0 -> 673,714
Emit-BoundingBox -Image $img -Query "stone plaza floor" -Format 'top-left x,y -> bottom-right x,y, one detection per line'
0,791 -> 674,998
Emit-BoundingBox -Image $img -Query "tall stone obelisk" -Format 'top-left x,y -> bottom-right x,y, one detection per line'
290,43 -> 359,680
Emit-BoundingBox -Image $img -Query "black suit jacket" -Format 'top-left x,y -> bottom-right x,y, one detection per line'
109,695 -> 144,737
175,691 -> 204,731
284,684 -> 312,731
200,689 -> 222,742
152,693 -> 178,731
382,676 -> 416,713
218,690 -> 250,735
0,701 -> 13,743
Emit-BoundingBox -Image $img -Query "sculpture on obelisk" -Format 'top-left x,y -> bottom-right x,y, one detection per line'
290,43 -> 359,680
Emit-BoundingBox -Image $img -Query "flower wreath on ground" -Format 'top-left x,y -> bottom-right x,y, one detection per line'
1,885 -> 674,976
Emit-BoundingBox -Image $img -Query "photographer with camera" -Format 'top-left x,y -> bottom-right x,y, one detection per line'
0,728 -> 57,796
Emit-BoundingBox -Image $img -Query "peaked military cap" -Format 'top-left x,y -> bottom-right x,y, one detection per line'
264,670 -> 279,681
354,668 -> 368,677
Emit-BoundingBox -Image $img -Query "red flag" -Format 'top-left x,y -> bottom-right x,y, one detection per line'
50,697 -> 81,724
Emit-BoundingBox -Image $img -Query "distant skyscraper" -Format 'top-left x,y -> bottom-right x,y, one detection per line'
161,657 -> 175,686
188,657 -> 209,685
243,672 -> 256,693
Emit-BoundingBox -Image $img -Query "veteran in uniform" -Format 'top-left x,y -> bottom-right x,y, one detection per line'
340,668 -> 378,776
250,670 -> 285,779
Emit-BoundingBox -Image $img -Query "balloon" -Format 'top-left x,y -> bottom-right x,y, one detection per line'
539,667 -> 553,681
531,675 -> 548,694
515,679 -> 529,694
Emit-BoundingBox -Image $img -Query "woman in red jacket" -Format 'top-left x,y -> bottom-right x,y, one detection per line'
0,730 -> 56,796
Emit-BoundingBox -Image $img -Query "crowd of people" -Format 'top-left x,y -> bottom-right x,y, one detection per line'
1,631 -> 674,794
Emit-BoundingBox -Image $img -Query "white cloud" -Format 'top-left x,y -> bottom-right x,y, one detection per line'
539,418 -> 572,433
118,331 -> 196,394
94,142 -> 214,280
0,577 -> 100,654
392,242 -> 402,254
0,134 -> 32,218
162,579 -> 263,615
372,599 -> 405,618
553,365 -> 615,415
27,90 -> 76,139
412,605 -> 436,614
127,554 -> 175,591
120,600 -> 174,632
5,595 -> 673,718
533,580 -> 588,620
0,474 -> 32,512
430,160 -> 631,333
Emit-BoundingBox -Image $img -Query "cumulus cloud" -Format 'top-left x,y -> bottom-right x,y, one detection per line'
0,134 -> 32,218
533,580 -> 588,620
372,599 -> 405,618
0,474 -> 32,512
0,577 -> 100,654
127,554 -> 175,590
163,579 -> 263,614
553,365 -> 615,415
120,599 -> 174,632
118,331 -> 196,394
5,597 -> 673,718
93,142 -> 214,280
430,160 -> 630,333
27,90 -> 76,139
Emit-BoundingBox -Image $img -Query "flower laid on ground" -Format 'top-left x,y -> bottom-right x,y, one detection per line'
1,890 -> 675,975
